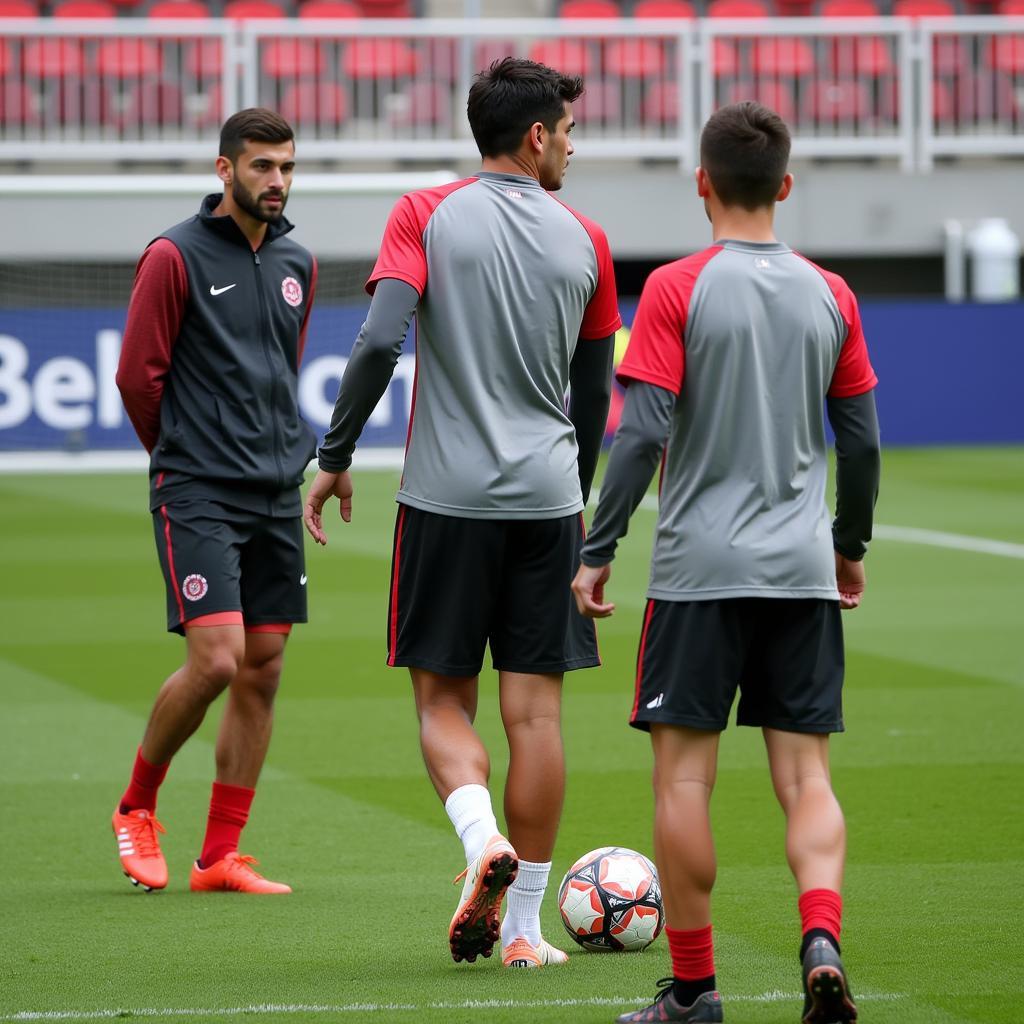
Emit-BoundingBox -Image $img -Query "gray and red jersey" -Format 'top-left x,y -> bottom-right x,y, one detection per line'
368,171 -> 621,520
619,239 -> 877,601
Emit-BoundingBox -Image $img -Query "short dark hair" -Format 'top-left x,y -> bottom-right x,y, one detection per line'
467,58 -> 584,159
699,102 -> 791,211
219,108 -> 295,163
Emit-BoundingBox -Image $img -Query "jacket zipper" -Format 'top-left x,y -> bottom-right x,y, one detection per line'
253,250 -> 284,492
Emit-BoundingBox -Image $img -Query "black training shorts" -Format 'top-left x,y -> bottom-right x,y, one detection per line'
152,499 -> 307,635
386,504 -> 599,677
630,597 -> 845,734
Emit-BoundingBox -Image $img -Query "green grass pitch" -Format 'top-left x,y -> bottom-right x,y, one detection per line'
1,447 -> 1022,1024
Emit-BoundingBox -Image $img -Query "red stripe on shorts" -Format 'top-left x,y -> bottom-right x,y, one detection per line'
631,599 -> 656,722
160,505 -> 186,626
387,505 -> 407,667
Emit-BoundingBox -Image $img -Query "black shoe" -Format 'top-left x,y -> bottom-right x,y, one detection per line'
616,978 -> 724,1023
801,938 -> 858,1023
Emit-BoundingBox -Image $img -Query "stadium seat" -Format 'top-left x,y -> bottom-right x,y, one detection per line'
185,79 -> 223,130
706,0 -> 771,16
388,80 -> 452,131
558,0 -> 621,15
22,39 -> 85,78
573,79 -> 622,125
1,81 -> 40,128
0,39 -> 10,76
298,0 -> 359,14
752,37 -> 816,76
724,78 -> 797,120
891,0 -> 953,12
279,80 -> 348,126
352,0 -> 411,15
931,69 -> 1019,124
604,38 -> 668,77
989,33 -> 1024,75
802,78 -> 874,125
633,0 -> 695,15
528,39 -> 598,77
818,0 -> 893,77
261,38 -> 324,77
105,79 -> 184,131
640,78 -> 680,125
0,0 -> 37,14
147,0 -> 211,15
710,37 -> 742,76
996,0 -> 1024,10
223,0 -> 285,18
820,0 -> 879,10
52,0 -> 116,14
93,39 -> 164,78
342,38 -> 420,79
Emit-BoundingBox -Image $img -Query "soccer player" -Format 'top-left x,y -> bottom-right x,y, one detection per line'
572,102 -> 880,1024
112,109 -> 317,895
304,58 -> 620,967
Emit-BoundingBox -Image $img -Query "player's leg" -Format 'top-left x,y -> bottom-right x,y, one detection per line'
190,511 -> 307,895
491,514 -> 598,968
496,670 -> 568,966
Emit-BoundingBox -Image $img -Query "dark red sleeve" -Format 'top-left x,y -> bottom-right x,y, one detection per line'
576,215 -> 622,340
115,238 -> 187,454
297,255 -> 317,367
827,282 -> 878,398
617,247 -> 722,395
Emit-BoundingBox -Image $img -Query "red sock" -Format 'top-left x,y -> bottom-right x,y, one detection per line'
799,888 -> 843,945
200,782 -> 255,867
120,747 -> 170,814
666,924 -> 716,981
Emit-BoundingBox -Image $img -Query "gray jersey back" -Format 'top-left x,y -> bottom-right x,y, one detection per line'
368,172 -> 620,520
619,240 -> 875,601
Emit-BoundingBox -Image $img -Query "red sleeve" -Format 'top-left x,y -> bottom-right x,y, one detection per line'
571,211 -> 622,340
115,238 -> 187,453
827,283 -> 878,398
617,247 -> 722,396
366,178 -> 477,297
297,255 -> 317,367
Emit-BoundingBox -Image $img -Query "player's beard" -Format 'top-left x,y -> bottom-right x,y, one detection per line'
232,179 -> 288,223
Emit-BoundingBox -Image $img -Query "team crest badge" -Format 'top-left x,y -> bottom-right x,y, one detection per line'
182,574 -> 209,602
281,277 -> 303,307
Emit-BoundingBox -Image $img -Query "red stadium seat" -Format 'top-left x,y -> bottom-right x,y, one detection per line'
752,37 -> 816,76
353,0 -> 411,15
604,38 -> 668,77
298,0 -> 359,14
931,69 -> 1019,124
573,80 -> 622,124
996,0 -> 1024,10
633,0 -> 695,15
389,81 -> 452,130
94,39 -> 164,78
559,0 -> 620,15
53,0 -> 116,14
109,80 -> 184,130
148,0 -> 211,15
707,0 -> 770,16
0,0 -> 37,14
724,79 -> 797,120
989,33 -> 1024,75
528,39 -> 598,77
818,0 -> 894,78
0,39 -> 10,75
279,80 -> 348,126
343,38 -> 420,78
801,78 -> 873,122
710,37 -> 742,76
22,39 -> 85,77
1,81 -> 40,127
262,38 -> 324,77
891,0 -> 953,13
820,0 -> 879,11
223,0 -> 285,18
185,39 -> 222,78
641,78 -> 680,125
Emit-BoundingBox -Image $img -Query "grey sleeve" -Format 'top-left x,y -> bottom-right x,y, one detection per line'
827,389 -> 881,561
568,334 -> 615,505
580,381 -> 675,567
317,278 -> 419,473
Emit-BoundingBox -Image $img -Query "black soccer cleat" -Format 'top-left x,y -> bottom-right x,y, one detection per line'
801,937 -> 857,1023
615,979 -> 724,1023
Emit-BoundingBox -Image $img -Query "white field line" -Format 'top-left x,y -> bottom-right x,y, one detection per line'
621,494 -> 1024,560
1,992 -> 905,1022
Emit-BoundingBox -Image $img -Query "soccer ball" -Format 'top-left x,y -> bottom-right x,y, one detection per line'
557,846 -> 665,952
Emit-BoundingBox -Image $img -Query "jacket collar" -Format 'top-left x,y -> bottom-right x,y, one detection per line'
198,192 -> 295,249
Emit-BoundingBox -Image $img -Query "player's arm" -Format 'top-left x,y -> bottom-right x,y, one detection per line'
827,390 -> 881,609
568,334 -> 615,505
303,278 -> 418,544
571,381 -> 675,618
114,240 -> 187,453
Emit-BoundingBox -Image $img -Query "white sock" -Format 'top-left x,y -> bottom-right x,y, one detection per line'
500,859 -> 551,947
444,784 -> 498,865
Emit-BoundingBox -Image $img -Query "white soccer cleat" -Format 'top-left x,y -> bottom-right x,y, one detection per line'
502,935 -> 570,968
448,834 -> 518,963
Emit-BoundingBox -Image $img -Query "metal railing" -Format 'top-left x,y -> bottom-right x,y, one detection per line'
1,16 -> 1022,170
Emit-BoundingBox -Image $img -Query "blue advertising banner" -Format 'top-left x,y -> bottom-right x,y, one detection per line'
0,299 -> 1022,451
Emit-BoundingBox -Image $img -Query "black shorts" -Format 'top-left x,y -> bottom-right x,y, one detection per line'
152,499 -> 307,635
630,598 -> 845,734
386,505 -> 599,677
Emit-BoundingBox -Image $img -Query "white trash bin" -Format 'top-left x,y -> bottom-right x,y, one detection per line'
967,218 -> 1021,302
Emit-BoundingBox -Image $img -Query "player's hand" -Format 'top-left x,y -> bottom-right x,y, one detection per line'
572,562 -> 615,618
303,469 -> 354,545
835,552 -> 866,610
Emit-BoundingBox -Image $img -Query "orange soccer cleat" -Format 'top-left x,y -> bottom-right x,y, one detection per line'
189,852 -> 292,894
449,834 -> 518,963
501,935 -> 570,968
112,808 -> 168,892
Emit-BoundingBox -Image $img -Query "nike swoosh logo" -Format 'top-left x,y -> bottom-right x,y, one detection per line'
300,574 -> 308,585
209,284 -> 237,296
